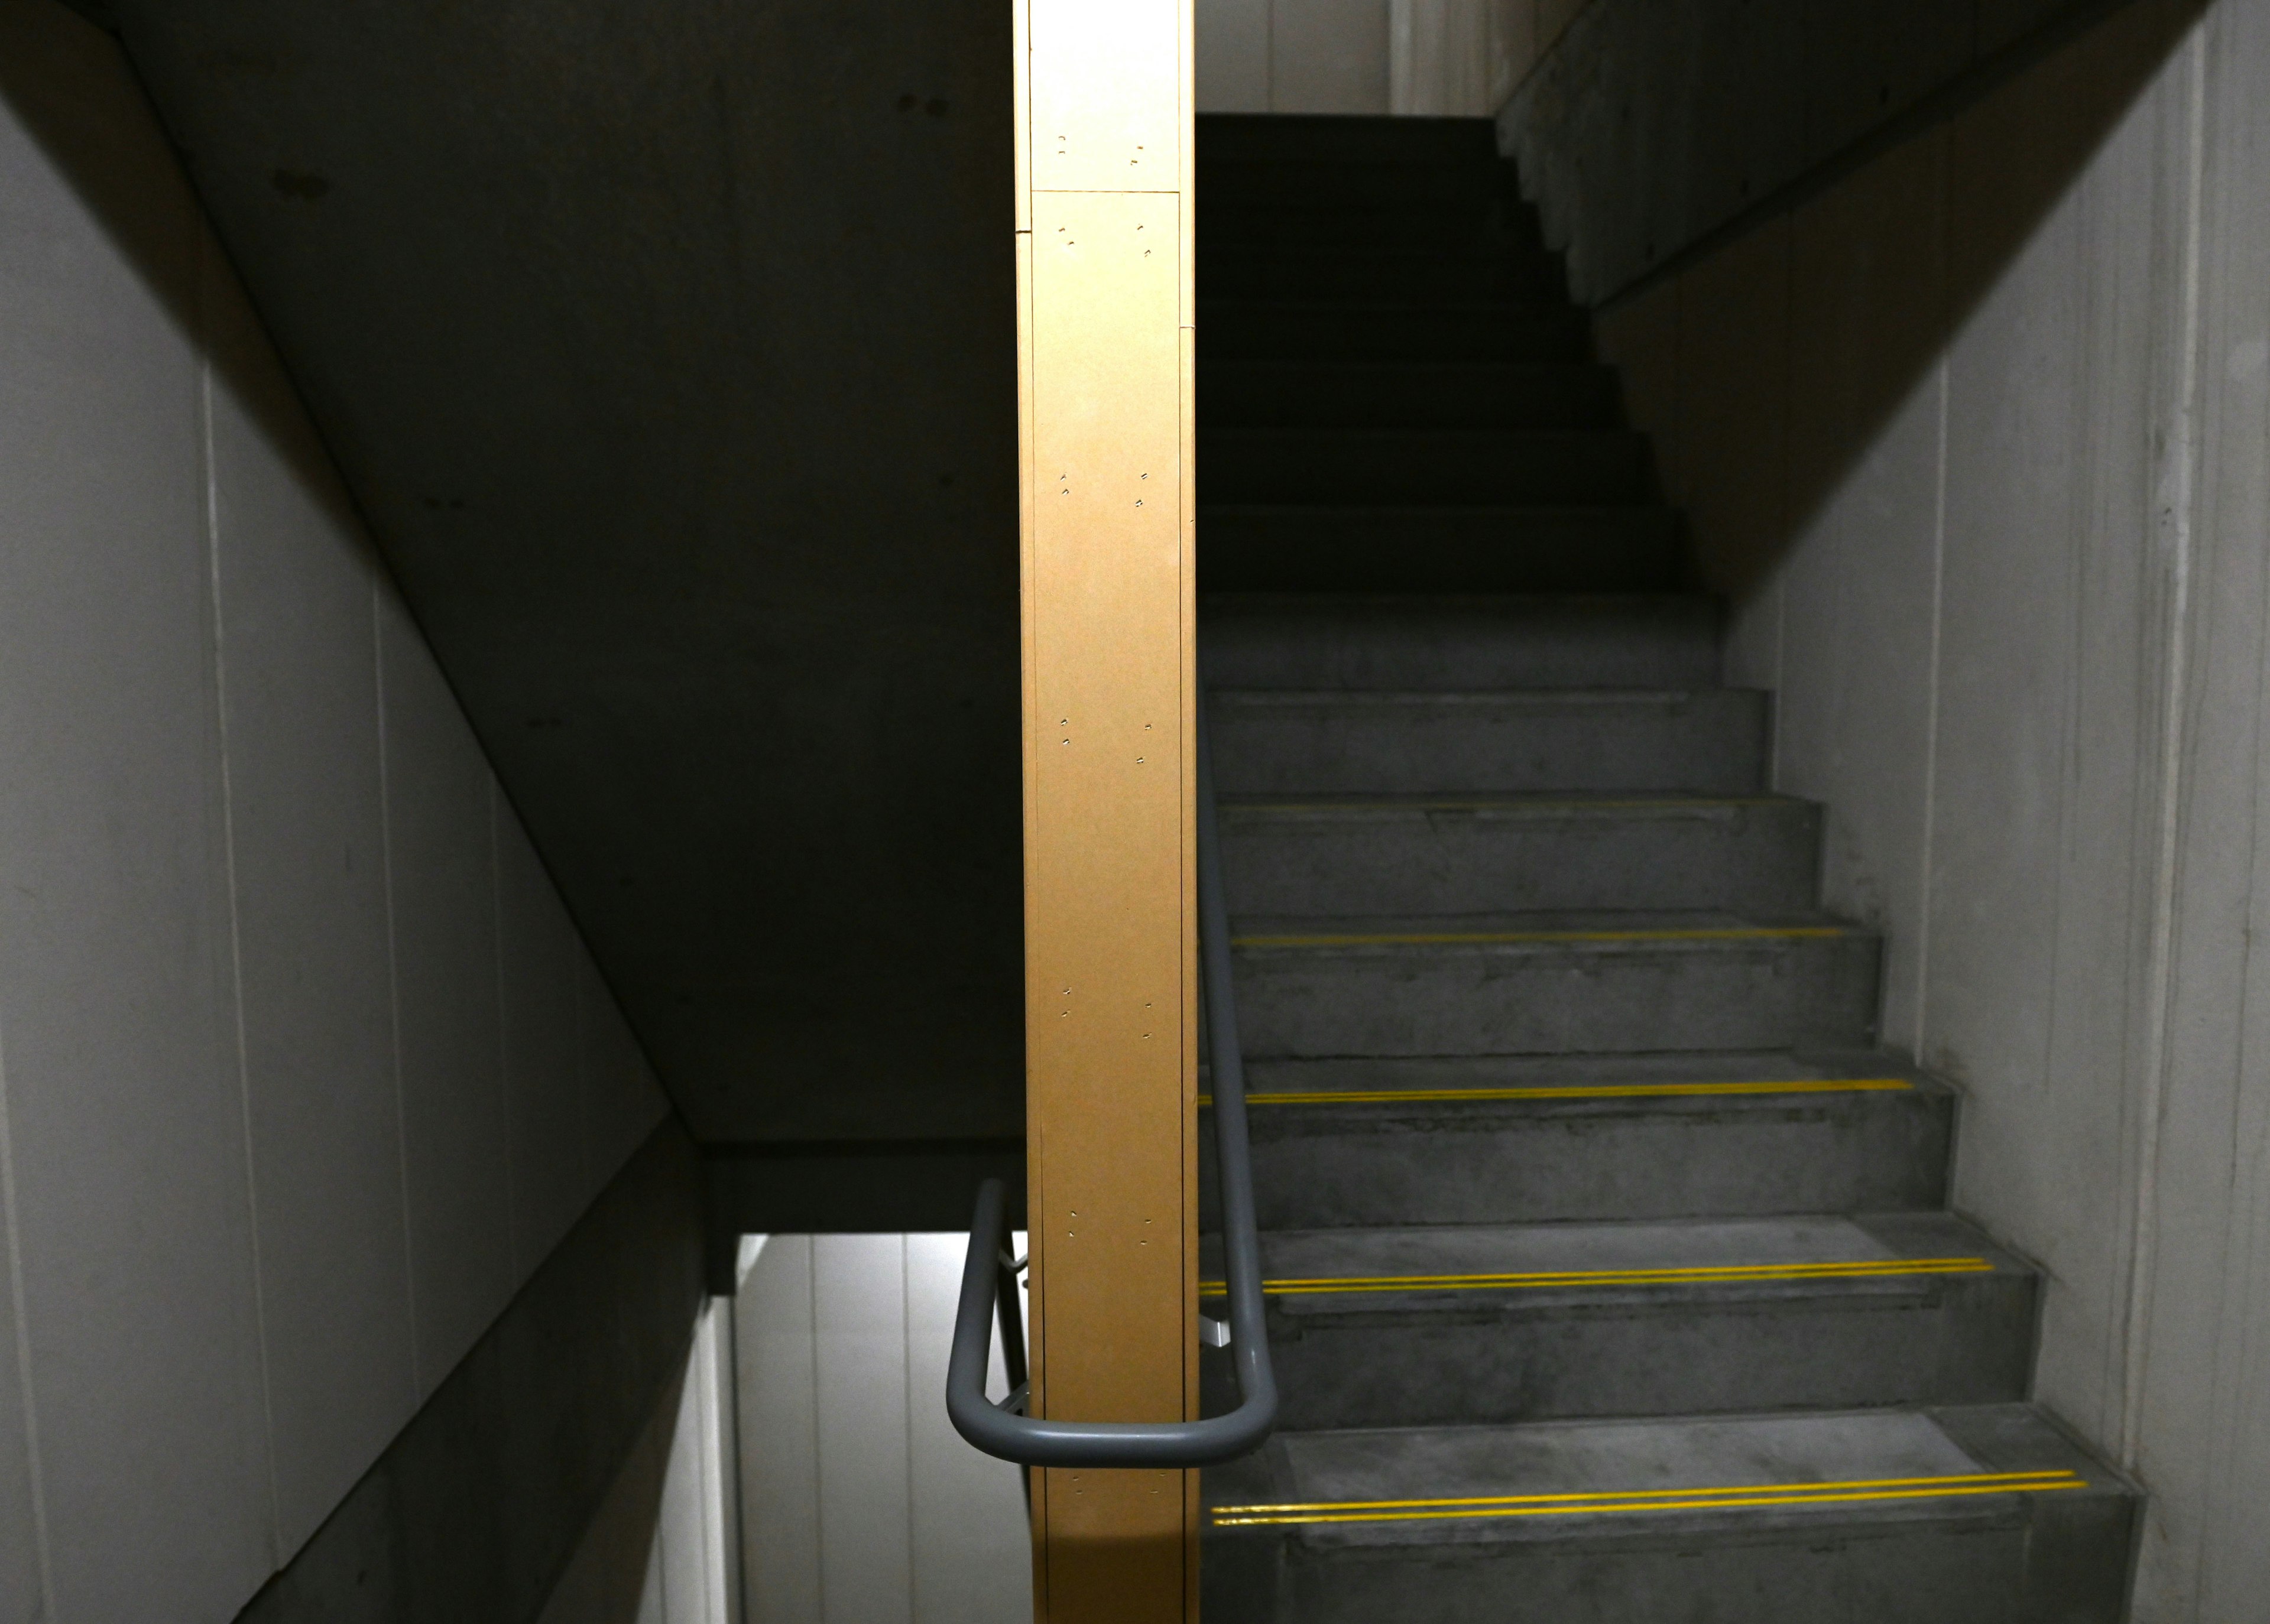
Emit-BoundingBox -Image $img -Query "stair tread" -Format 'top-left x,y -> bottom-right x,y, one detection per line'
1202,297 -> 1562,313
1231,1048 -> 1943,1102
1235,907 -> 1856,933
1204,426 -> 1643,445
1202,500 -> 1669,517
1230,1211 -> 2025,1295
1202,359 -> 1607,379
1206,1404 -> 2130,1549
1222,790 -> 1801,815
1212,687 -> 1756,707
1204,589 -> 1705,606
1200,592 -> 1719,690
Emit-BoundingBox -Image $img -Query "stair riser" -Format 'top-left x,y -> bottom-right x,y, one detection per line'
1202,1091 -> 1954,1228
1224,803 -> 1820,915
1205,1496 -> 2137,1624
1202,253 -> 1566,303
1233,934 -> 1881,1057
1211,693 -> 1768,796
1203,363 -> 1619,431
1202,598 -> 1718,690
1217,1275 -> 2035,1430
1202,307 -> 1586,363
1201,510 -> 1682,594
1205,433 -> 1649,506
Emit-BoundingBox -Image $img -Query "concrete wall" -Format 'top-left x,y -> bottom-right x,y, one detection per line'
1198,0 -> 1393,113
1581,0 -> 2270,1615
1386,0 -> 1588,118
1500,0 -> 2127,303
1196,0 -> 1591,116
0,4 -> 671,1618
96,0 -> 1027,1158
240,1125 -> 707,1624
735,1235 -> 1030,1624
541,1292 -> 740,1624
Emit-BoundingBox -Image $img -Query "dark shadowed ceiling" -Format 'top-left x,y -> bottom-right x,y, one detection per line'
95,0 -> 1024,1159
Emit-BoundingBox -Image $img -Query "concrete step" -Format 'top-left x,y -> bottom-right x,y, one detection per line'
1205,1211 -> 2035,1430
1201,300 -> 1586,363
1200,506 -> 1683,593
1208,1051 -> 1953,1229
1199,206 -> 1541,252
1209,689 -> 1768,797
1201,594 -> 1718,690
1202,1404 -> 2137,1624
1201,248 -> 1568,304
1221,794 -> 1820,916
1198,112 -> 1499,166
1205,428 -> 1652,506
1228,911 -> 1880,1057
1202,360 -> 1620,431
1198,156 -> 1513,212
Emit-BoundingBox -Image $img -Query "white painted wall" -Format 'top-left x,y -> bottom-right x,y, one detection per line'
1198,0 -> 1393,115
0,4 -> 671,1620
735,1235 -> 1031,1624
1597,1 -> 2270,1616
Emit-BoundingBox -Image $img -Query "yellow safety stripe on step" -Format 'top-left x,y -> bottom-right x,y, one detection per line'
1196,1257 -> 1993,1297
1230,797 -> 1785,814
1209,1469 -> 2088,1528
1231,926 -> 1851,948
1197,1077 -> 1914,1106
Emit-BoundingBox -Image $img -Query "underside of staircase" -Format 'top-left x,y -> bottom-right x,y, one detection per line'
1194,113 -> 2139,1624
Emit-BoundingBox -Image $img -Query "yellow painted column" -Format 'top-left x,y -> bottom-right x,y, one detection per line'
1013,0 -> 1198,1618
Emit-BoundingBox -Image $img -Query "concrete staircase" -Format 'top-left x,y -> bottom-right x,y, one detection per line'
1195,115 -> 2138,1624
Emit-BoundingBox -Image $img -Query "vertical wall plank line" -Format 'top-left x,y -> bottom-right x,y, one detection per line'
202,319 -> 283,1563
2120,20 -> 2210,1473
0,1018 -> 56,1621
372,582 -> 424,1395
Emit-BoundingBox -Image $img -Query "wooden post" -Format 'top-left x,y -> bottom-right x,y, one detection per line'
1014,0 -> 1198,1618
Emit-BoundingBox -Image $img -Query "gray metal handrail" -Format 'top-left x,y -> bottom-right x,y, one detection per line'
945,687 -> 1277,1466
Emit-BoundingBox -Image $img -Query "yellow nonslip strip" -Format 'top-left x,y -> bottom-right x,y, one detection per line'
1210,1472 -> 2088,1528
1197,1078 -> 1913,1107
1232,927 -> 1849,948
1195,1258 -> 1993,1297
1217,1470 -> 2079,1515
1232,797 -> 1782,814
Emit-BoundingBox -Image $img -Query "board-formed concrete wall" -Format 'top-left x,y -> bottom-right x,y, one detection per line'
1579,0 -> 2270,1615
539,1292 -> 739,1624
0,4 -> 672,1617
239,1126 -> 708,1624
1199,0 -> 1395,113
1501,0 -> 2132,303
1196,0 -> 1590,117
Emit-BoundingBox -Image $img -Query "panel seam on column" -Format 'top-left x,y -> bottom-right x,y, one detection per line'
488,783 -> 521,1282
1913,355 -> 1949,1060
808,1240 -> 828,1623
0,1019 -> 57,1616
2122,22 -> 2210,1472
203,337 -> 284,1551
894,1233 -> 912,1624
568,942 -> 594,1221
372,584 -> 423,1395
